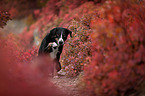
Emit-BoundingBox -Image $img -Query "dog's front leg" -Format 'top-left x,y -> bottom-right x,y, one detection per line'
53,60 -> 57,76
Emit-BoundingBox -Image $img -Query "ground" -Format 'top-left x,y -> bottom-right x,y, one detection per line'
50,72 -> 90,96
50,73 -> 145,96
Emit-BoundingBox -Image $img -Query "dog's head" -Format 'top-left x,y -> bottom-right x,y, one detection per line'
49,27 -> 72,46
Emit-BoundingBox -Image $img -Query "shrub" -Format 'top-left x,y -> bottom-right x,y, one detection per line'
61,19 -> 92,76
0,0 -> 49,19
84,0 -> 145,96
24,2 -> 97,77
0,10 -> 11,28
0,33 -> 64,96
59,2 -> 98,76
19,1 -> 97,52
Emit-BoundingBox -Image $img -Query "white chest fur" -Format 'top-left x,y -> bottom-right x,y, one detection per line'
49,42 -> 58,59
50,47 -> 58,59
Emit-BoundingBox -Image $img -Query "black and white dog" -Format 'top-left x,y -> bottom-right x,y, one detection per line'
38,27 -> 72,75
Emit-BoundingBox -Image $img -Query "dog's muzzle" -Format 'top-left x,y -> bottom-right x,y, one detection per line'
58,38 -> 64,45
59,41 -> 64,45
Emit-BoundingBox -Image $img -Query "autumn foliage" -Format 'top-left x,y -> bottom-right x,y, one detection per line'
0,0 -> 145,96
84,0 -> 145,96
0,10 -> 11,28
0,0 -> 49,19
0,34 -> 64,96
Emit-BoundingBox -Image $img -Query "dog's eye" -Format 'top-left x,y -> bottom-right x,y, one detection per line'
54,34 -> 59,38
63,35 -> 66,38
57,34 -> 60,37
53,35 -> 57,38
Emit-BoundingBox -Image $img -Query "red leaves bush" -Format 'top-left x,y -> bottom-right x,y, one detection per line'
61,20 -> 92,76
59,2 -> 97,76
20,1 -> 99,77
0,33 -> 64,96
0,10 -> 11,28
84,0 -> 145,96
0,0 -> 48,19
2,0 -> 144,95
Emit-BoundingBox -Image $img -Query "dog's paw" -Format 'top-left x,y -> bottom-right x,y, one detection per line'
53,75 -> 59,79
57,69 -> 66,76
48,43 -> 53,47
48,42 -> 57,47
52,42 -> 58,49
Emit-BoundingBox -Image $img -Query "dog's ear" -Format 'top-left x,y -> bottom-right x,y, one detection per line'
50,28 -> 57,34
49,28 -> 57,38
65,29 -> 72,38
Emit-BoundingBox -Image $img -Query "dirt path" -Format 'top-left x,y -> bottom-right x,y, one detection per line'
51,75 -> 145,96
50,74 -> 89,96
51,76 -> 80,96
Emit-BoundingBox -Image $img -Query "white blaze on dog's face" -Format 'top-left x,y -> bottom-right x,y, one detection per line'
58,32 -> 64,45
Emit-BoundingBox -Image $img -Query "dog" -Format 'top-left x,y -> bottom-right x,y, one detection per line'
38,27 -> 72,75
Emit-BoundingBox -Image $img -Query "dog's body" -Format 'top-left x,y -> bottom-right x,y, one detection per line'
38,27 -> 72,73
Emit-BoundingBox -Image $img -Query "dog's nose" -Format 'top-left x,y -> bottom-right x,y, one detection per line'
59,41 -> 64,45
